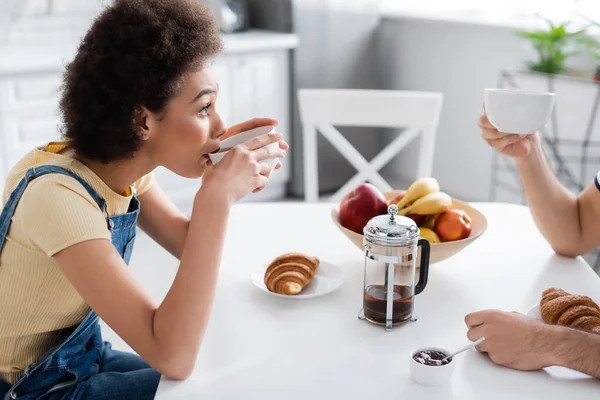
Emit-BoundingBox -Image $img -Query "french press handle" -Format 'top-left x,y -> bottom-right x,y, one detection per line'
415,238 -> 430,295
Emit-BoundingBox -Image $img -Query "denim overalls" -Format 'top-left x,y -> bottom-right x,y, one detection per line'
0,166 -> 160,399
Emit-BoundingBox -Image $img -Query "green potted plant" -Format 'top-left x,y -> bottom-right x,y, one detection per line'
516,18 -> 588,75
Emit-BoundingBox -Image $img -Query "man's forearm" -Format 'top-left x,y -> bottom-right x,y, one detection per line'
547,325 -> 600,378
515,142 -> 581,255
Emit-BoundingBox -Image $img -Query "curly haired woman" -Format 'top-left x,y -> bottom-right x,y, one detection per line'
0,1 -> 288,398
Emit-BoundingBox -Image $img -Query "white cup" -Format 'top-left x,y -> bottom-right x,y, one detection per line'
208,125 -> 280,170
409,347 -> 455,386
484,88 -> 556,134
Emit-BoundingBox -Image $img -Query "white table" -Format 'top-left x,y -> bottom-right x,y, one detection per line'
100,202 -> 600,399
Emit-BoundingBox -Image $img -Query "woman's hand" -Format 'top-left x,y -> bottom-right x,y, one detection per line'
204,118 -> 288,180
202,130 -> 288,204
479,113 -> 540,159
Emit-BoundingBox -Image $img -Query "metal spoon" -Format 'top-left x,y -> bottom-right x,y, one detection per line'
442,337 -> 486,362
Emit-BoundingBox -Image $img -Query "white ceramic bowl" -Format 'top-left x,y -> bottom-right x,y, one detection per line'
484,88 -> 555,134
208,125 -> 279,170
332,191 -> 488,265
409,347 -> 455,386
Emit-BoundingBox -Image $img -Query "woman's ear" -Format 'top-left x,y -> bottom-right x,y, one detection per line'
133,106 -> 153,140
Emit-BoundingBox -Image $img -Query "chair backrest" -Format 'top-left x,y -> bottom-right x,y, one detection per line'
298,89 -> 443,129
297,89 -> 444,202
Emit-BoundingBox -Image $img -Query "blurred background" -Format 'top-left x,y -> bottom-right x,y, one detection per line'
2,0 -> 600,266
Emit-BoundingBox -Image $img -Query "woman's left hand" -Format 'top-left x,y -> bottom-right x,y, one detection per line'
203,118 -> 288,178
222,117 -> 287,170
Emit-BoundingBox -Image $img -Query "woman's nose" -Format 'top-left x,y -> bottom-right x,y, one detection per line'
214,116 -> 227,139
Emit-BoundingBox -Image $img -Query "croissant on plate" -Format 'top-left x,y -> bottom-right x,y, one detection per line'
264,253 -> 319,295
540,287 -> 600,333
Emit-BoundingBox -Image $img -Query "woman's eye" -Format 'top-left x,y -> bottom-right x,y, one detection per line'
199,103 -> 211,116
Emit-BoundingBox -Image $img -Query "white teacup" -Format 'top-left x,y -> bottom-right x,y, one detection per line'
484,88 -> 556,134
208,125 -> 280,170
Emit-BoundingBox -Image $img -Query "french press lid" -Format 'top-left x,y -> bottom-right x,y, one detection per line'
363,204 -> 420,247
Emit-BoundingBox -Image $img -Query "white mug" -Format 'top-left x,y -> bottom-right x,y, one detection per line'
208,125 -> 280,171
484,88 -> 555,134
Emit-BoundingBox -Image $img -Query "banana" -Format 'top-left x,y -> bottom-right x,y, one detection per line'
396,178 -> 440,210
398,192 -> 452,216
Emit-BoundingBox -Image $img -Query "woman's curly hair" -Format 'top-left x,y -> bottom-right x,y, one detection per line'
59,0 -> 223,163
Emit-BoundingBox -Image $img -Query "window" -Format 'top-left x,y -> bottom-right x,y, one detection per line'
380,0 -> 600,23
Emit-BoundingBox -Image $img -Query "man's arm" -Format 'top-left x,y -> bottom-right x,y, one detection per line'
480,114 -> 600,257
551,324 -> 600,378
515,142 -> 600,257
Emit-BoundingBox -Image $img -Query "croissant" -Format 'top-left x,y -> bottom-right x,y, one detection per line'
540,288 -> 600,333
264,253 -> 319,295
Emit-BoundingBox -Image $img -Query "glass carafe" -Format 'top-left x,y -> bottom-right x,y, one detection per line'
360,204 -> 430,331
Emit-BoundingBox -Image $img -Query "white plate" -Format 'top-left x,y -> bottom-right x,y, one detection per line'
250,260 -> 345,299
526,304 -> 542,321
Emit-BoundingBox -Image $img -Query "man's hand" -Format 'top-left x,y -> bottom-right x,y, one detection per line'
465,310 -> 555,371
479,113 -> 540,159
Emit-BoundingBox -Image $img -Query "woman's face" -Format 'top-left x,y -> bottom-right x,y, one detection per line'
144,67 -> 226,179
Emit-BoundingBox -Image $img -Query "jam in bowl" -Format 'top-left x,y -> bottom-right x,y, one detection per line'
409,347 -> 455,386
413,349 -> 451,366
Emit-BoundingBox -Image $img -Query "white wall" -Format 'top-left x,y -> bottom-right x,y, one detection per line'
378,15 -> 600,202
288,0 -> 385,197
378,17 -> 533,201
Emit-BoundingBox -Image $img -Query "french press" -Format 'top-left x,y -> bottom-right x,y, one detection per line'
359,204 -> 430,331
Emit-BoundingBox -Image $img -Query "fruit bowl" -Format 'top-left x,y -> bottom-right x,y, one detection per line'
331,191 -> 488,264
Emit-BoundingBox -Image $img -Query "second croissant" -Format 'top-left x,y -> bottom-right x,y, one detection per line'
540,287 -> 600,334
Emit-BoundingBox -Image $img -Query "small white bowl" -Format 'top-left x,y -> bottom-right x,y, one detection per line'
409,347 -> 455,386
208,125 -> 279,170
484,88 -> 555,134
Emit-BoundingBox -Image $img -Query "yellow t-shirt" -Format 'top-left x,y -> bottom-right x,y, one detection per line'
0,142 -> 154,384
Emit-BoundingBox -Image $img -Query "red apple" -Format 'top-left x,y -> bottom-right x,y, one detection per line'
339,184 -> 388,234
434,209 -> 472,242
387,192 -> 405,206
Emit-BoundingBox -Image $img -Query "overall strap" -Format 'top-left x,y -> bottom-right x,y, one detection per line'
0,165 -> 108,255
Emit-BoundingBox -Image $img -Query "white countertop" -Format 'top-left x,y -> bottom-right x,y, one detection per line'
100,201 -> 600,399
0,30 -> 298,77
